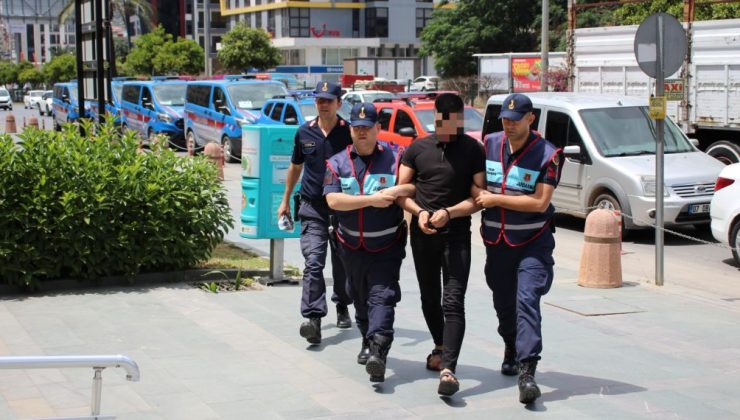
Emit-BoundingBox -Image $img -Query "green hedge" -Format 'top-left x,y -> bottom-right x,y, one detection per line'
0,121 -> 234,288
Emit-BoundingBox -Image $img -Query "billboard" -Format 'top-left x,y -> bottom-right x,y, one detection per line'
511,57 -> 543,92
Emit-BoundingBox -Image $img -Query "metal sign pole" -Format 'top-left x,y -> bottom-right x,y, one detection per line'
270,239 -> 284,282
74,0 -> 84,136
655,15 -> 665,287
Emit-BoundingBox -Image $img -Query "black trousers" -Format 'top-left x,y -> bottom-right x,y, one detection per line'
409,219 -> 471,372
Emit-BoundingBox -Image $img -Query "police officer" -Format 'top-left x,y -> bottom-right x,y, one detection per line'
278,81 -> 353,345
397,93 -> 486,396
472,93 -> 563,405
324,102 -> 414,383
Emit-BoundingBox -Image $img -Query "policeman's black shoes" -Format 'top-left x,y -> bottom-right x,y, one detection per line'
336,305 -> 352,329
501,344 -> 520,376
365,334 -> 393,382
299,318 -> 321,345
357,338 -> 370,365
518,359 -> 541,404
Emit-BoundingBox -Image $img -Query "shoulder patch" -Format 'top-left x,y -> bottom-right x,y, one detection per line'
324,167 -> 335,185
552,154 -> 560,166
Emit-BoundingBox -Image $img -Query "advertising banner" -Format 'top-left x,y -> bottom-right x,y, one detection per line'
512,57 -> 542,92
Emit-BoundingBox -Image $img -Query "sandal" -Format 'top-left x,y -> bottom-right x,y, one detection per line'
426,349 -> 443,371
437,369 -> 460,396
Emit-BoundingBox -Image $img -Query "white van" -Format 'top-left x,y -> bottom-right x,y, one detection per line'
483,93 -> 725,231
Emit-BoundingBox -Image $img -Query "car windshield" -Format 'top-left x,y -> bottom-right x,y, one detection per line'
112,85 -> 122,103
68,88 -> 78,101
337,101 -> 351,121
42,92 -> 52,99
300,103 -> 317,121
153,84 -> 186,106
579,106 -> 694,157
30,91 -> 43,97
415,108 -> 484,134
228,83 -> 289,110
363,92 -> 395,103
0,89 -> 8,96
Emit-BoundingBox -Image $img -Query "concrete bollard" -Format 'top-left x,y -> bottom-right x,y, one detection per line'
26,116 -> 39,130
4,114 -> 16,133
204,142 -> 224,180
578,208 -> 623,288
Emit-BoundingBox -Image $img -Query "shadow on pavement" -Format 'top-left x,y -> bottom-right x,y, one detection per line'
537,370 -> 647,403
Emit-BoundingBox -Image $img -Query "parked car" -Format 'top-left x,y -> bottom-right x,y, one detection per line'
341,90 -> 397,106
710,163 -> 740,265
373,98 -> 484,148
23,90 -> 45,109
184,76 -> 289,162
483,93 -> 726,231
119,77 -> 188,148
87,77 -> 135,127
409,75 -> 440,92
0,87 -> 12,110
37,91 -> 53,116
256,95 -> 317,126
52,82 -> 88,130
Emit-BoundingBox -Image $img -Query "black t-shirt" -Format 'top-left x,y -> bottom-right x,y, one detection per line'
401,134 -> 486,221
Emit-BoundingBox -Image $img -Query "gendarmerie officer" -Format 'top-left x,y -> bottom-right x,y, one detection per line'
397,93 -> 486,396
324,102 -> 414,383
472,93 -> 563,405
278,81 -> 353,345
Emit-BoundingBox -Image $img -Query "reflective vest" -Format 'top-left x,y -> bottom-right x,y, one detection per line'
481,131 -> 559,247
326,144 -> 404,252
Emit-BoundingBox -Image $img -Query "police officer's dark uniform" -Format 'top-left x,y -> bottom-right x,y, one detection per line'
324,103 -> 408,383
399,93 -> 486,396
285,81 -> 353,344
478,93 -> 563,405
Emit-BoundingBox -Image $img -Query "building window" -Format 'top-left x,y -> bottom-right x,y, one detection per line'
198,12 -> 204,29
416,8 -> 432,37
352,10 -> 359,37
366,8 -> 388,38
211,11 -> 227,29
267,10 -> 276,36
256,12 -> 262,29
282,49 -> 305,65
288,8 -> 309,38
321,48 -> 358,66
212,35 -> 222,52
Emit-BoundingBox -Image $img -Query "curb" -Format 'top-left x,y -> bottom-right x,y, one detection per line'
0,268 -> 300,297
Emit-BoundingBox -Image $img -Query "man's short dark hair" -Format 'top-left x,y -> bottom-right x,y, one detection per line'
434,93 -> 464,116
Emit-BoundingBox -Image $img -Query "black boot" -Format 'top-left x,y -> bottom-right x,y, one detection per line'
518,359 -> 541,404
501,343 -> 519,376
337,305 -> 352,329
365,334 -> 393,382
357,337 -> 370,365
299,318 -> 321,345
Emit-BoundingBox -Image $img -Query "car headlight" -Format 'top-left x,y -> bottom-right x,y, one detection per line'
640,176 -> 670,197
157,112 -> 174,123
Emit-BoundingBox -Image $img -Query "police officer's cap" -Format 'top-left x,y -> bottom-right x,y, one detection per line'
350,102 -> 378,128
499,93 -> 533,121
434,93 -> 464,114
314,81 -> 342,100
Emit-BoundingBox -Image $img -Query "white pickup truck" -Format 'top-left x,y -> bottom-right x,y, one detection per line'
23,90 -> 46,109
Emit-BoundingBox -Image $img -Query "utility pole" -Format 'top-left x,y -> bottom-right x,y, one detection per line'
541,0 -> 549,91
203,0 -> 211,76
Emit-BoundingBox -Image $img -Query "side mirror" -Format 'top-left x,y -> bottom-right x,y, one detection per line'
689,138 -> 700,148
398,127 -> 417,137
563,145 -> 582,162
284,117 -> 298,125
142,100 -> 152,109
62,95 -> 69,103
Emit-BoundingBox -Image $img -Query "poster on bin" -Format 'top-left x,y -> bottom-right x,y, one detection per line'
512,57 -> 542,92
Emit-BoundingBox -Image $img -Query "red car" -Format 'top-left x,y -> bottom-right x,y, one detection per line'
374,98 -> 484,148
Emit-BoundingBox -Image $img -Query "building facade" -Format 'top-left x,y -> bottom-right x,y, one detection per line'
0,0 -> 75,65
219,0 -> 437,84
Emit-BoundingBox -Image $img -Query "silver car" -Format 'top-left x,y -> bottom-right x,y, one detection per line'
0,87 -> 12,110
483,93 -> 725,231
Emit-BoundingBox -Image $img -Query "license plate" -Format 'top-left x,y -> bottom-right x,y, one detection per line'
688,203 -> 710,214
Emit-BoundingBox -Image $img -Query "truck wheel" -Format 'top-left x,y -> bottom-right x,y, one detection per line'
186,131 -> 198,155
731,220 -> 740,267
706,141 -> 740,165
222,136 -> 236,163
591,193 -> 628,238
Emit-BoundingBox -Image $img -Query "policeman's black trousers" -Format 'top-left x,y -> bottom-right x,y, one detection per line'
339,242 -> 404,339
484,232 -> 555,362
298,199 -> 352,318
409,220 -> 471,372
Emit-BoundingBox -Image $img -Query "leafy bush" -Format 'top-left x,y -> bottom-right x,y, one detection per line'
0,121 -> 233,288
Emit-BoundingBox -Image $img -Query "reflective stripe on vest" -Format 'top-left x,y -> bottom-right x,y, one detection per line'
482,219 -> 548,230
339,225 -> 398,238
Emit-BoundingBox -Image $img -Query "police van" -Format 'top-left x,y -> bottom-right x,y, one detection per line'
255,93 -> 317,126
52,81 -> 89,131
184,76 -> 289,162
119,77 -> 187,148
87,77 -> 135,127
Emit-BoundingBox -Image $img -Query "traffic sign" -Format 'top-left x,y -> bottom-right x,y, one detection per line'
634,13 -> 687,79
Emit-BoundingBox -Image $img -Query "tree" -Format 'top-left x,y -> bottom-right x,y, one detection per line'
42,54 -> 76,85
124,25 -> 172,76
18,68 -> 45,87
217,23 -> 282,73
60,0 -> 154,49
0,61 -> 18,86
614,0 -> 740,24
420,1 -> 541,77
153,38 -> 205,75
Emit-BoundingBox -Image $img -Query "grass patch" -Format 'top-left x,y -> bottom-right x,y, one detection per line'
196,242 -> 301,276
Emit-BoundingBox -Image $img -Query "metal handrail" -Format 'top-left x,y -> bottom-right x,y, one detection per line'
0,354 -> 140,417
